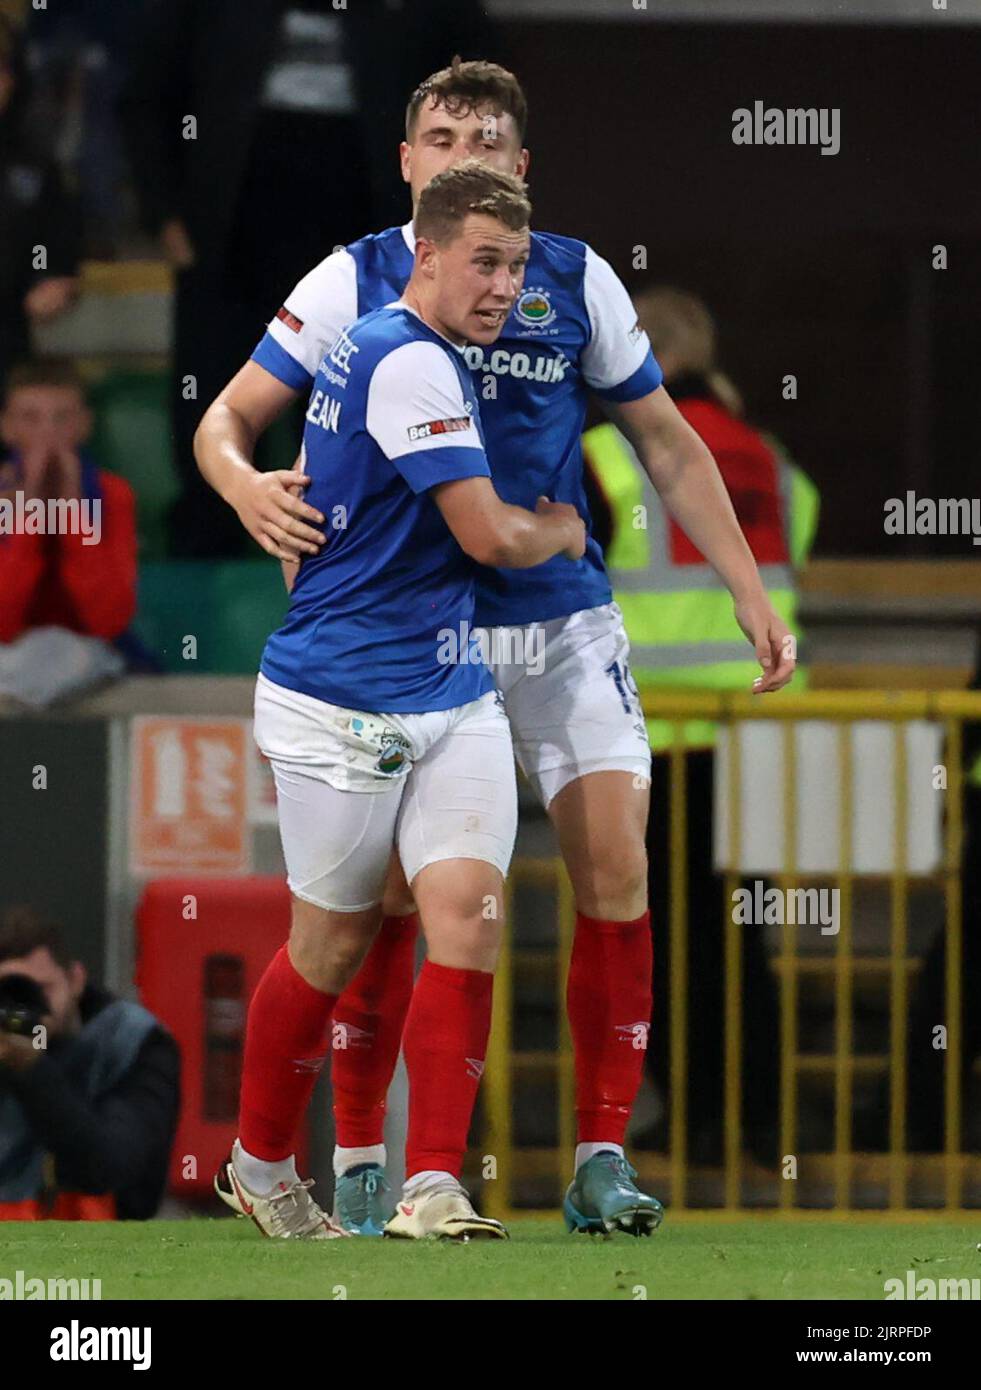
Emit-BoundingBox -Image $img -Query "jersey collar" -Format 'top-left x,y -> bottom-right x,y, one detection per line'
401,221 -> 416,253
392,297 -> 467,354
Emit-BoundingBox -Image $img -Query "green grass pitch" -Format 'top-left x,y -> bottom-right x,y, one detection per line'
4,1216 -> 981,1300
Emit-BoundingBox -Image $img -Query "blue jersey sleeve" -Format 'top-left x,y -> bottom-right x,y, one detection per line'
391,444 -> 491,496
366,339 -> 490,496
251,333 -> 315,392
591,350 -> 663,403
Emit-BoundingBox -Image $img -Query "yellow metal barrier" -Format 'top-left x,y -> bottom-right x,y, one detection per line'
482,689 -> 981,1217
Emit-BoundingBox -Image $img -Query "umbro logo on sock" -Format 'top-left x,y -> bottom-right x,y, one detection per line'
332,1021 -> 373,1051
292,1055 -> 327,1074
465,1057 -> 485,1080
615,1022 -> 650,1050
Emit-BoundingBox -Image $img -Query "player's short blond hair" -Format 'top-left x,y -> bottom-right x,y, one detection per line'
414,159 -> 530,246
635,287 -> 717,376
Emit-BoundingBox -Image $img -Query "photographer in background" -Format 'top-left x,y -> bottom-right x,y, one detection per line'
0,906 -> 180,1220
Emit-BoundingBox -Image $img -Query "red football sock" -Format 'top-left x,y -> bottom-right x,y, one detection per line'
238,944 -> 337,1161
402,960 -> 493,1179
566,910 -> 653,1145
332,913 -> 419,1148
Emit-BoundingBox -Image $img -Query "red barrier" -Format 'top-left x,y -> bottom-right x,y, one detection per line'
136,877 -> 310,1196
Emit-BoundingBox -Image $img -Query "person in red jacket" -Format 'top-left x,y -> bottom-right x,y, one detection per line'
0,360 -> 136,645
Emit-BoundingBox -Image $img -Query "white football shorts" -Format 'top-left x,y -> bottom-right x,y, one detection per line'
478,600 -> 652,809
253,674 -> 518,912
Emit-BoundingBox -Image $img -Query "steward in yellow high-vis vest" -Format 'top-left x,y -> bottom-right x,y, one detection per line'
587,285 -> 819,1162
584,388 -> 818,750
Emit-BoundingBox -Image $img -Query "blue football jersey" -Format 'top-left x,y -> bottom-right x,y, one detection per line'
260,304 -> 494,713
253,223 -> 662,627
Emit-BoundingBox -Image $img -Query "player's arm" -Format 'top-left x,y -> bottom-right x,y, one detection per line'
581,244 -> 793,693
605,387 -> 794,693
433,478 -> 584,568
193,362 -> 326,563
368,342 -> 585,569
193,249 -> 358,560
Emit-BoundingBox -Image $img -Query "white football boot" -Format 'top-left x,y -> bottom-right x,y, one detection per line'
383,1177 -> 508,1242
215,1155 -> 350,1240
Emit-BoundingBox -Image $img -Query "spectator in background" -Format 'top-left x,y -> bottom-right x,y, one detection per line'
119,0 -> 502,557
0,905 -> 180,1220
0,360 -> 141,704
0,16 -> 81,388
583,288 -> 819,1163
23,0 -> 148,256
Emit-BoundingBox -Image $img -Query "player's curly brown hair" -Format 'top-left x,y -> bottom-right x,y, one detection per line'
406,56 -> 528,144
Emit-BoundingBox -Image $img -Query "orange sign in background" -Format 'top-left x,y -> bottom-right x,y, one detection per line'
131,718 -> 251,874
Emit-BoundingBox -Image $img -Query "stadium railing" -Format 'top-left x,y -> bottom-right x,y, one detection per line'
482,689 -> 981,1218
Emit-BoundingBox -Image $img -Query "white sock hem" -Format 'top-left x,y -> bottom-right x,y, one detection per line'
403,1169 -> 458,1196
575,1142 -> 624,1172
333,1144 -> 386,1180
232,1138 -> 299,1195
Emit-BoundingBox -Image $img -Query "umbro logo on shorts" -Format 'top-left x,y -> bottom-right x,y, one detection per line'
465,1057 -> 485,1080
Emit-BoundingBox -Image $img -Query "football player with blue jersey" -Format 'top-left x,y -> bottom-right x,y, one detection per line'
215,163 -> 586,1241
198,60 -> 795,1239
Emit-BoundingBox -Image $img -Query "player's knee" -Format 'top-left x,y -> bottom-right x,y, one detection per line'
288,901 -> 377,991
423,903 -> 503,973
574,837 -> 648,918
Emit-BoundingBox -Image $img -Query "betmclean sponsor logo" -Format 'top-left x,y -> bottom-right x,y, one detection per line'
0,1271 -> 102,1300
50,1321 -> 150,1370
407,415 -> 471,442
732,102 -> 840,156
884,491 -> 981,544
884,1271 -> 981,1300
731,882 -> 839,936
0,492 -> 101,544
462,345 -> 569,382
436,621 -> 545,676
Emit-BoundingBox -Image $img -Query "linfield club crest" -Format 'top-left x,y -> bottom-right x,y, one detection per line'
515,287 -> 556,329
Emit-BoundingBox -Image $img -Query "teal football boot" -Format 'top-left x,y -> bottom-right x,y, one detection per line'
332,1163 -> 392,1236
563,1151 -> 664,1237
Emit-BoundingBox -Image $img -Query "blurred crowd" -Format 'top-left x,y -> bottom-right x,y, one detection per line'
0,0 -> 500,702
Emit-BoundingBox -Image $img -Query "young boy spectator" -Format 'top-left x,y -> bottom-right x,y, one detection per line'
0,360 -> 137,646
